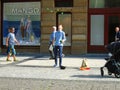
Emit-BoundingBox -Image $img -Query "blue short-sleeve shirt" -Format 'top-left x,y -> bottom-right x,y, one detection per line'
54,31 -> 66,46
8,33 -> 16,45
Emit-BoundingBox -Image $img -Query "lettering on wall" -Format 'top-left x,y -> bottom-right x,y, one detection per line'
11,8 -> 40,15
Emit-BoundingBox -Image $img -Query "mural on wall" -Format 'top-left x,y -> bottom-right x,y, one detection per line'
3,2 -> 41,46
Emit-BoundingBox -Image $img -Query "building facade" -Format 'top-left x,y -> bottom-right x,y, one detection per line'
0,0 -> 119,54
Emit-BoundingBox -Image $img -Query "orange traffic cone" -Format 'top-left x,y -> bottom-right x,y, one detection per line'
80,58 -> 90,70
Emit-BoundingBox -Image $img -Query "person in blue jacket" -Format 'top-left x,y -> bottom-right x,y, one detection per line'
49,26 -> 56,59
53,25 -> 66,69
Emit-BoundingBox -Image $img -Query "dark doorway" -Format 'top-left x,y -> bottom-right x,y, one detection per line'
108,15 -> 120,43
56,12 -> 72,46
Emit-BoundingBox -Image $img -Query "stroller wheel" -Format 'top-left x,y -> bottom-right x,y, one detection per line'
114,73 -> 120,78
100,67 -> 104,77
108,71 -> 112,75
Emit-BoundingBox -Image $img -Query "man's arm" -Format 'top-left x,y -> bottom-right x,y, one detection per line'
62,32 -> 66,43
14,38 -> 19,45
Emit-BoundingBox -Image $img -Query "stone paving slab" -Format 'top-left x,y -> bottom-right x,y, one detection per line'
0,78 -> 120,90
0,55 -> 119,81
0,54 -> 120,90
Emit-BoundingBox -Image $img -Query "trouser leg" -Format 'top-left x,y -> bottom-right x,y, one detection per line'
59,46 -> 63,67
54,46 -> 58,65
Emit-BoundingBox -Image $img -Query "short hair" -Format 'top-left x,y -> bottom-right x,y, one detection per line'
8,27 -> 15,32
58,24 -> 63,29
53,26 -> 56,30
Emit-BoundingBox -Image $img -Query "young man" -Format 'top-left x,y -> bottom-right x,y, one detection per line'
6,27 -> 19,61
53,25 -> 66,69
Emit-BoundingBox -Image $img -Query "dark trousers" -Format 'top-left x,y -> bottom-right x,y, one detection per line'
54,46 -> 63,66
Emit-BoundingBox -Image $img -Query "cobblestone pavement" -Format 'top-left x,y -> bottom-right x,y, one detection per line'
0,78 -> 120,90
0,54 -> 120,90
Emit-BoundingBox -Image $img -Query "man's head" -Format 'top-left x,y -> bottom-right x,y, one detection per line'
58,25 -> 63,31
9,27 -> 15,33
52,26 -> 56,31
115,27 -> 119,32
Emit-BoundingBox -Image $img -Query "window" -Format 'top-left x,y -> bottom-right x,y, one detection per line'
106,0 -> 120,8
3,2 -> 41,46
55,0 -> 73,7
90,15 -> 104,45
89,0 -> 120,8
89,0 -> 105,8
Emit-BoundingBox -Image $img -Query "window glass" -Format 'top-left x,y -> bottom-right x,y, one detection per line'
89,0 -> 120,8
90,15 -> 104,45
3,2 -> 41,46
106,0 -> 120,8
89,0 -> 105,8
55,0 -> 73,7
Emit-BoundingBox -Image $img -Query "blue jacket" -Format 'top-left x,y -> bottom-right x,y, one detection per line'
54,30 -> 66,46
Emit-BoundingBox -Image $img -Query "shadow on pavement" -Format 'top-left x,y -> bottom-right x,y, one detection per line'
71,74 -> 115,79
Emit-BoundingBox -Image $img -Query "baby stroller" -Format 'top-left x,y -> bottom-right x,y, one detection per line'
100,41 -> 120,78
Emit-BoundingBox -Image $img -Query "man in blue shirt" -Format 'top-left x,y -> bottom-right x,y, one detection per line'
49,26 -> 56,59
53,25 -> 66,69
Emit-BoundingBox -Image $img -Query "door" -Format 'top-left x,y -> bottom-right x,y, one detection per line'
57,12 -> 71,46
88,14 -> 120,53
108,15 -> 120,43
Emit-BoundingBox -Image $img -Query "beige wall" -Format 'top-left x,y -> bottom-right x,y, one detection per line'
40,0 -> 56,53
40,0 -> 88,54
71,0 -> 88,54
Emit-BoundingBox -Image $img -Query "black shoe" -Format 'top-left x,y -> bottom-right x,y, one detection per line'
100,67 -> 104,77
60,66 -> 66,70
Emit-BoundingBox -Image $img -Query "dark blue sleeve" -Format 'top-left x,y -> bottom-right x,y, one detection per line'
118,32 -> 120,39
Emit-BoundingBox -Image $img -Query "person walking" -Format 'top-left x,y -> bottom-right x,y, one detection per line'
49,26 -> 56,59
53,25 -> 66,69
6,27 -> 19,61
115,27 -> 120,41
